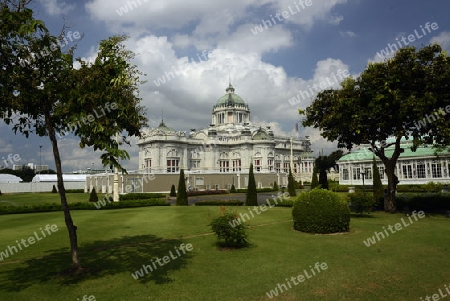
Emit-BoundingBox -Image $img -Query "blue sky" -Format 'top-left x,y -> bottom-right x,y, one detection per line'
1,0 -> 449,172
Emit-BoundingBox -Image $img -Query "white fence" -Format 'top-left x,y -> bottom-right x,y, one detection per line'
0,182 -> 86,193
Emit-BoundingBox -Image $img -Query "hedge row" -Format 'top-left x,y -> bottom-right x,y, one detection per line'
329,183 -> 448,193
194,200 -> 244,206
187,190 -> 228,196
119,193 -> 165,200
396,193 -> 450,212
0,199 -> 169,215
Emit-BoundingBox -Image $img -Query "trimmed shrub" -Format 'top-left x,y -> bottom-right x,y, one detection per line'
230,184 -> 236,193
89,187 -> 98,202
292,189 -> 350,234
51,185 -> 57,193
65,189 -> 84,193
274,200 -> 294,207
273,181 -> 279,191
348,192 -> 374,215
245,163 -> 258,206
176,169 -> 188,206
0,190 -> 2,196
310,167 -> 319,189
195,200 -> 243,206
120,193 -> 165,201
187,190 -> 228,196
396,193 -> 450,212
169,185 -> 176,197
209,208 -> 248,248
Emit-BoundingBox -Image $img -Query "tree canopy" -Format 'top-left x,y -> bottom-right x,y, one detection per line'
302,44 -> 450,212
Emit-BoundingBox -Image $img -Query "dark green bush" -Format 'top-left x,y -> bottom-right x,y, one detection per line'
89,187 -> 98,202
396,193 -> 450,212
274,200 -> 294,207
169,185 -> 176,197
292,189 -> 350,234
195,200 -> 243,206
65,189 -> 84,193
51,185 -> 57,193
230,184 -> 236,193
273,181 -> 279,191
348,192 -> 374,215
187,190 -> 228,196
209,208 -> 248,248
0,198 -> 169,215
236,187 -> 278,193
119,193 -> 165,200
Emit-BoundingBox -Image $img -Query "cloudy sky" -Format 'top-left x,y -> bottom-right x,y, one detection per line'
1,0 -> 449,172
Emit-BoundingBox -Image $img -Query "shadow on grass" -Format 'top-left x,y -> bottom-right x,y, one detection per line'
0,234 -> 193,292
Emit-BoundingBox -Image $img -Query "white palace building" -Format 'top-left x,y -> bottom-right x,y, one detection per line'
337,138 -> 450,186
86,83 -> 315,193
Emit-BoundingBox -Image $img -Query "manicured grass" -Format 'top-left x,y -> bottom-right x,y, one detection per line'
0,206 -> 449,300
0,192 -> 108,207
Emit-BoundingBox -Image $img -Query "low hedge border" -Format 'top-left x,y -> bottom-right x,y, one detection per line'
187,190 -> 228,196
0,199 -> 169,215
396,193 -> 450,212
119,193 -> 166,200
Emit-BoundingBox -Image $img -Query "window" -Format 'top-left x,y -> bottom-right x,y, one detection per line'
191,160 -> 200,169
145,159 -> 151,171
378,166 -> 385,179
268,159 -> 274,172
232,159 -> 241,172
402,165 -> 413,179
167,159 -> 179,173
254,159 -> 261,172
364,167 -> 372,179
283,163 -> 289,173
342,169 -> 349,180
220,160 -> 229,172
417,163 -> 426,178
431,163 -> 442,178
352,167 -> 361,180
195,177 -> 204,186
275,162 -> 281,173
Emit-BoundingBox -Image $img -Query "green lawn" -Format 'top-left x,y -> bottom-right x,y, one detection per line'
0,192 -> 107,206
0,206 -> 448,300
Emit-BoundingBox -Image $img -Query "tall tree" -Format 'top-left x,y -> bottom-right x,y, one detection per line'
176,169 -> 188,205
302,45 -> 450,212
245,163 -> 258,206
1,2 -> 146,270
372,156 -> 384,208
287,166 -> 297,196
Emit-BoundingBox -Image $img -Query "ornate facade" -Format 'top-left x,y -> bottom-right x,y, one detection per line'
136,83 -> 314,190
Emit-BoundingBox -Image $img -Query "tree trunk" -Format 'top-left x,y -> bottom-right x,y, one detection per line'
45,114 -> 81,270
383,160 -> 399,213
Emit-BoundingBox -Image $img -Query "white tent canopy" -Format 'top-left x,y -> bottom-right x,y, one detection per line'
0,174 -> 23,183
32,174 -> 87,183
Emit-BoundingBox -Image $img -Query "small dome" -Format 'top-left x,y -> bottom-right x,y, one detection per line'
156,120 -> 175,132
216,83 -> 246,106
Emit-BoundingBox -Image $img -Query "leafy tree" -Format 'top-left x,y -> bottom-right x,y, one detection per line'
169,184 -> 176,197
176,169 -> 188,205
310,166 -> 319,189
372,156 -> 384,208
1,1 -> 146,270
302,45 -> 450,212
89,187 -> 98,202
245,163 -> 258,206
287,167 -> 297,196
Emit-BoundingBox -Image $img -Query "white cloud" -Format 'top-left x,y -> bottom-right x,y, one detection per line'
340,30 -> 356,38
430,31 -> 450,50
40,0 -> 75,16
329,15 -> 344,25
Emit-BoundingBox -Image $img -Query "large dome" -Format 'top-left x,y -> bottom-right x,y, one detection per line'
216,83 -> 246,106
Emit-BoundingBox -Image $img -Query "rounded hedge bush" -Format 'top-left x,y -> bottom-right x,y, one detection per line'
292,189 -> 350,234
